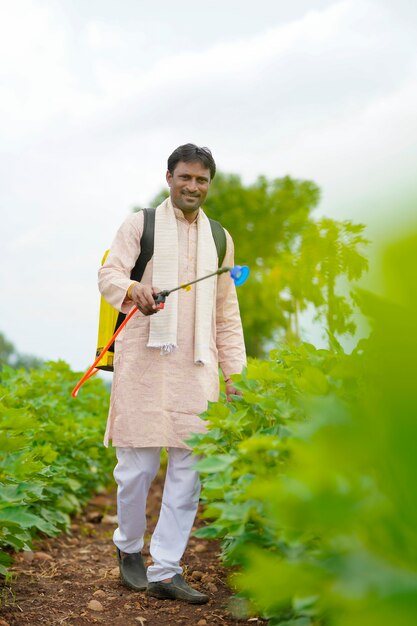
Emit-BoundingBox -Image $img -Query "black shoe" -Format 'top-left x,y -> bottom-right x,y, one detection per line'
147,573 -> 209,604
117,548 -> 148,591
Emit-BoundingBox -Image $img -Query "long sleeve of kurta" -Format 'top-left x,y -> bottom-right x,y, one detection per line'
98,212 -> 144,313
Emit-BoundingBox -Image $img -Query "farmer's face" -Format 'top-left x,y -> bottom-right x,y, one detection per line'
166,160 -> 211,216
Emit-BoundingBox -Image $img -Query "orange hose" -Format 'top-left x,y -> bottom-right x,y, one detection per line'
71,306 -> 138,398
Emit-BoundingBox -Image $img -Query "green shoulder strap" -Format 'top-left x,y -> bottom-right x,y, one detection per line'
111,208 -> 155,346
208,217 -> 227,267
130,208 -> 155,281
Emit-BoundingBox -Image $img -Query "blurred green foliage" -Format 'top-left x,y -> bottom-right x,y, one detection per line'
190,228 -> 417,625
144,172 -> 369,356
0,361 -> 114,576
0,331 -> 43,370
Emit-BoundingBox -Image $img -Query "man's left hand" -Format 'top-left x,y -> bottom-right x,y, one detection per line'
225,379 -> 242,402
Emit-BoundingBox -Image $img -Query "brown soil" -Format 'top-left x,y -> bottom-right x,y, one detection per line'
0,472 -> 265,626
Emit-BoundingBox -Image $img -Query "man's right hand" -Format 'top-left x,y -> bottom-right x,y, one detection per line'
128,282 -> 162,316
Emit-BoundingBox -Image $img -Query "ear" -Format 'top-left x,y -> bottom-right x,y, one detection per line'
166,170 -> 172,187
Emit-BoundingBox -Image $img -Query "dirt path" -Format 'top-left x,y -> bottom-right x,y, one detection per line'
0,472 -> 264,626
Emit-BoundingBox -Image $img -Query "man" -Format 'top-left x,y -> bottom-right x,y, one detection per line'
98,144 -> 246,604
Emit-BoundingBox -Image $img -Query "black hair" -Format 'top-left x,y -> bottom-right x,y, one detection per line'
167,143 -> 216,180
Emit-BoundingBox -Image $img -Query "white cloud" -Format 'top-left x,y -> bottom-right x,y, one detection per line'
1,0 -> 416,368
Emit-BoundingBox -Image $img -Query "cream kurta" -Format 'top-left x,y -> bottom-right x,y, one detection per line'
98,206 -> 246,449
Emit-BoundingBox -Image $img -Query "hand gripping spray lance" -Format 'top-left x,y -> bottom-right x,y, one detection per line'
71,265 -> 249,398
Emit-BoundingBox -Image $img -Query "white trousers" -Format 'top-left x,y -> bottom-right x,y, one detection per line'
113,447 -> 201,582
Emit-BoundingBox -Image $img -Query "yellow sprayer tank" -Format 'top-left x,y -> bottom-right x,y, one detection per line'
95,250 -> 118,371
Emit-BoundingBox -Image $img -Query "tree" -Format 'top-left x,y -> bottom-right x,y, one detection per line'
139,172 -> 368,356
299,218 -> 369,341
0,331 -> 43,370
0,332 -> 15,365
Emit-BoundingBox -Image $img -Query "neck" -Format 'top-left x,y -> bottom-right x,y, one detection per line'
170,198 -> 199,223
182,209 -> 199,223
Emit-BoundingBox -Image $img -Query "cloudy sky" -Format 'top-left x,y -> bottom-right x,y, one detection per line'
1,0 -> 416,371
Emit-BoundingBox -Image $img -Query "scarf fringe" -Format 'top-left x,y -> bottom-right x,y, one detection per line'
161,343 -> 176,354
146,342 -> 177,354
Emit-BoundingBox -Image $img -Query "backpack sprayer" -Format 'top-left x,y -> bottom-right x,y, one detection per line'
71,264 -> 249,398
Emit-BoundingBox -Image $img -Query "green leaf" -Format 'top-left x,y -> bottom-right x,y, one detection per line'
278,619 -> 312,626
195,454 -> 235,473
0,562 -> 9,576
297,366 -> 329,395
0,507 -> 57,534
194,525 -> 224,539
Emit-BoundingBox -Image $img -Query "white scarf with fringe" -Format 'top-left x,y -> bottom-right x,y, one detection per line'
147,197 -> 217,365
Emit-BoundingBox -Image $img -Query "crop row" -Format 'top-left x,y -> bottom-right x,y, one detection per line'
0,361 -> 114,576
190,231 -> 417,626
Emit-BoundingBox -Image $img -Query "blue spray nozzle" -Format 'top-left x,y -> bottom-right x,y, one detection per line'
230,265 -> 250,286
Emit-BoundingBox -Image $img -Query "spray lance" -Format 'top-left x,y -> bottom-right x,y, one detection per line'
71,264 -> 249,398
